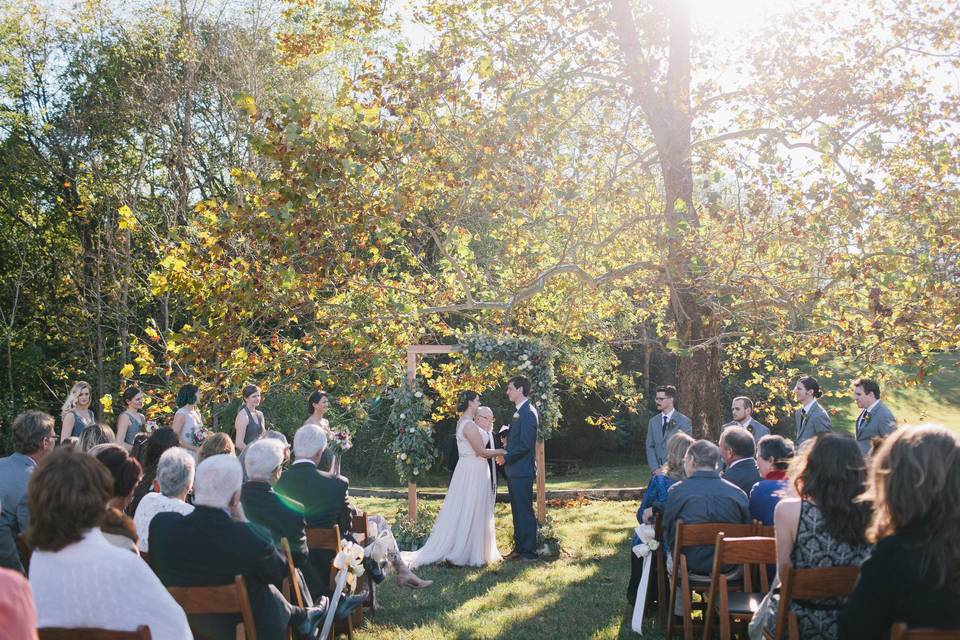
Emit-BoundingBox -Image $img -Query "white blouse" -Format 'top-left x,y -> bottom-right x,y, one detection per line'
29,528 -> 191,639
133,493 -> 194,552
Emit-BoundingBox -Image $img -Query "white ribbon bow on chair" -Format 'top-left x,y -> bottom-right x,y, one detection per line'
631,523 -> 660,634
319,540 -> 366,640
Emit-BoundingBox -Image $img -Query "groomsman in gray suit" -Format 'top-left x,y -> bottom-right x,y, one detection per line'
645,385 -> 693,474
793,375 -> 832,447
722,396 -> 770,443
852,378 -> 897,454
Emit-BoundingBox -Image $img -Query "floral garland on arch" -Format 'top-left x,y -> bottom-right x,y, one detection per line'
457,333 -> 559,439
388,382 -> 436,482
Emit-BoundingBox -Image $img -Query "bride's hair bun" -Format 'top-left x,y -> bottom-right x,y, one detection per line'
456,390 -> 479,413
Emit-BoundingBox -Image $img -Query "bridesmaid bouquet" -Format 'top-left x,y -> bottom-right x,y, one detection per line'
191,426 -> 210,448
329,430 -> 352,455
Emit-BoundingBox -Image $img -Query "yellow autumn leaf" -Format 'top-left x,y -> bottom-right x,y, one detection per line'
100,394 -> 113,414
119,363 -> 134,378
117,205 -> 138,231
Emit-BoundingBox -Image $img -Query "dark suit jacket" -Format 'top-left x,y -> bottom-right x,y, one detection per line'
722,458 -> 762,496
274,461 -> 352,590
150,506 -> 290,640
240,480 -> 326,598
662,470 -> 750,575
839,533 -> 960,638
505,400 -> 538,478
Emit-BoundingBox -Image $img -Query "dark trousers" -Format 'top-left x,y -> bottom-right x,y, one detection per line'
507,475 -> 538,558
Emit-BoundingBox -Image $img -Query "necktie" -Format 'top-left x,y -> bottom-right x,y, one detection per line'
662,414 -> 668,437
857,410 -> 868,436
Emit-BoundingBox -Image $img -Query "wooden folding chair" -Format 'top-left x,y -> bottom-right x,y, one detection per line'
762,565 -> 860,640
752,521 -> 775,539
139,550 -> 151,568
349,511 -> 378,611
642,510 -> 669,628
306,525 -> 359,639
279,538 -> 305,640
702,534 -> 776,640
39,627 -> 152,640
167,575 -> 256,640
666,521 -> 755,640
890,624 -> 960,639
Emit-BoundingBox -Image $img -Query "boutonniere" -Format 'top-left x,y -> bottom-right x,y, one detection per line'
746,423 -> 754,434
862,412 -> 872,423
800,411 -> 809,425
667,418 -> 677,429
512,412 -> 520,420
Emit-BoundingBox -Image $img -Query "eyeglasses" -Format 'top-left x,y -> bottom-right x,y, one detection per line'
476,415 -> 493,421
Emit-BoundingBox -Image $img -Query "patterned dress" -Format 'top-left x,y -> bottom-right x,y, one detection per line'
769,500 -> 872,638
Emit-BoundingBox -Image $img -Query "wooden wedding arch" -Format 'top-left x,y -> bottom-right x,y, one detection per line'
404,344 -> 547,523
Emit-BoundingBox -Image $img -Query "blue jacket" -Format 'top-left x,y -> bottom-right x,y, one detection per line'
662,470 -> 750,575
0,453 -> 37,572
632,473 -> 679,545
505,400 -> 538,478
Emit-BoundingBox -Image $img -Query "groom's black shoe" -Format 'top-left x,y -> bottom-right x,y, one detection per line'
504,551 -> 522,560
363,557 -> 386,584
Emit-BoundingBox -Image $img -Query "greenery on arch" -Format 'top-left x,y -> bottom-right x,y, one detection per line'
387,382 -> 435,483
456,333 -> 559,439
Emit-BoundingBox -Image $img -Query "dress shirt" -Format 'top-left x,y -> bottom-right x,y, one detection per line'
30,528 -> 190,639
133,492 -> 195,552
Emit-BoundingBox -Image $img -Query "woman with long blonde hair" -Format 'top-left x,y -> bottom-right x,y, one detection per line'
61,381 -> 95,444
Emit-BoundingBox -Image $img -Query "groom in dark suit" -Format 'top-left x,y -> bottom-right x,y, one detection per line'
499,375 -> 539,561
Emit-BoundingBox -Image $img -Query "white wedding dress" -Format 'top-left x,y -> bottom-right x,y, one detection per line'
403,418 -> 502,568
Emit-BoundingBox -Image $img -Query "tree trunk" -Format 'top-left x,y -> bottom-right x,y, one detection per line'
613,0 -> 723,439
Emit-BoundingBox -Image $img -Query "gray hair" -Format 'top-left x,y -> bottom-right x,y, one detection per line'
193,454 -> 242,509
244,439 -> 286,481
686,439 -> 722,471
156,447 -> 196,498
293,424 -> 327,460
476,405 -> 494,419
264,430 -> 289,447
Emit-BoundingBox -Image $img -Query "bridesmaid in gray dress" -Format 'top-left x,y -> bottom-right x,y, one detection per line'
116,386 -> 146,450
60,381 -> 95,444
233,384 -> 265,453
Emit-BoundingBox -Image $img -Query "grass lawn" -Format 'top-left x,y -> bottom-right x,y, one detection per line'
350,496 -> 662,640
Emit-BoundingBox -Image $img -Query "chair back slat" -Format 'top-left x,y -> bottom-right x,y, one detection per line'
305,525 -> 341,551
167,575 -> 256,640
39,627 -> 152,640
279,537 -> 304,608
788,565 -> 860,600
891,623 -> 960,639
716,536 -> 777,566
677,522 -> 755,548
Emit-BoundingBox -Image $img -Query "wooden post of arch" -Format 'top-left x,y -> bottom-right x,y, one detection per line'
405,343 -> 548,524
406,344 -> 456,521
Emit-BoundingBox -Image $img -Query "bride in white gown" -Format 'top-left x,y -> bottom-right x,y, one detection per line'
404,391 -> 505,568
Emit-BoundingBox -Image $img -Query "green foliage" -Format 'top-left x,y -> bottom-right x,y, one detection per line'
388,382 -> 436,482
389,501 -> 439,551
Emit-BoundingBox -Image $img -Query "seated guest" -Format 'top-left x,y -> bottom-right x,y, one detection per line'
749,435 -> 795,526
28,448 -> 191,639
838,425 -> 960,637
241,439 -> 325,600
150,454 -> 361,640
0,565 -> 37,640
720,426 -> 762,495
129,427 -> 180,515
766,433 -> 872,638
276,424 -> 431,589
92,445 -> 143,553
264,430 -> 291,461
627,431 -> 693,605
77,422 -> 116,452
133,447 -> 195,552
662,440 -> 750,576
0,411 -> 55,573
197,431 -> 236,464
